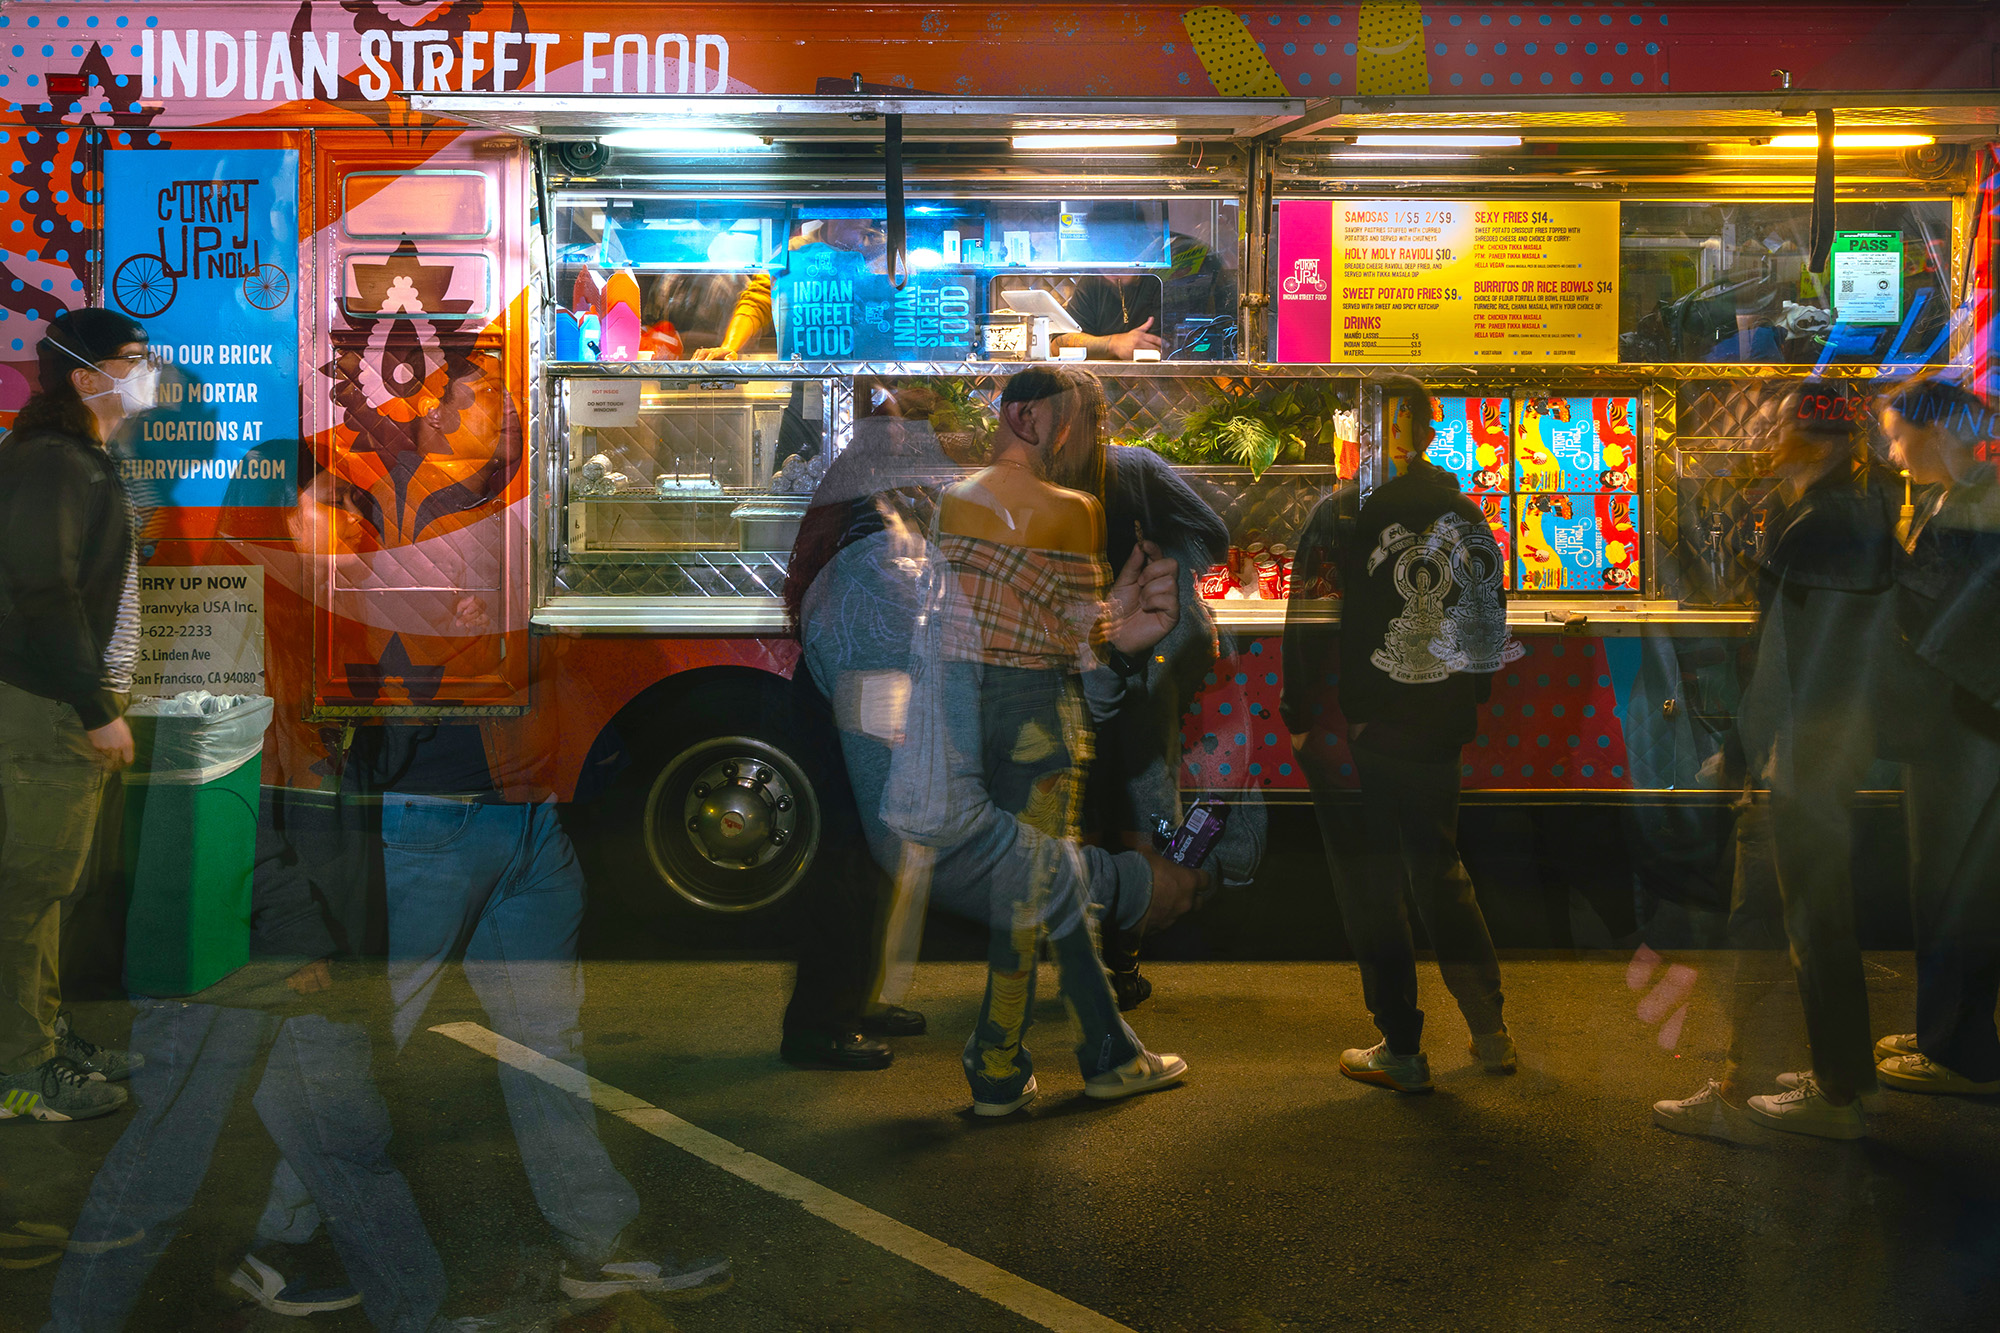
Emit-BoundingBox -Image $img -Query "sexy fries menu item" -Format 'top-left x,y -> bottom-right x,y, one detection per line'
1275,199 -> 1620,363
1517,493 -> 1640,592
1515,395 -> 1640,493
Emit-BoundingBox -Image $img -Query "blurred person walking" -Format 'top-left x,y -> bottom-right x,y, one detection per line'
1282,375 -> 1520,1094
1085,414 -> 1237,1010
44,787 -> 448,1333
0,309 -> 151,1124
898,366 -> 1192,1114
788,368 -> 1205,1117
1733,380 -> 1911,1139
1873,378 -> 2000,1097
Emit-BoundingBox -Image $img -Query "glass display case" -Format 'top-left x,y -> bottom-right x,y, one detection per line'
550,374 -> 833,602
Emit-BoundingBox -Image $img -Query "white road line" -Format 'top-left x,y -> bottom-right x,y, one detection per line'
429,1022 -> 1137,1333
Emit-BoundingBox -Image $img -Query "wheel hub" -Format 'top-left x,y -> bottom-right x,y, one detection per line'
683,758 -> 797,870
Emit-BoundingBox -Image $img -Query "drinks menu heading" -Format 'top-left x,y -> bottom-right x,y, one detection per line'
1275,199 -> 1620,363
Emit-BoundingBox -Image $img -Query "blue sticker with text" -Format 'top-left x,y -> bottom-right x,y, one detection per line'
104,148 -> 299,508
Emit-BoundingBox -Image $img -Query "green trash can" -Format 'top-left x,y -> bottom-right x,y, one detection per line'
121,695 -> 274,997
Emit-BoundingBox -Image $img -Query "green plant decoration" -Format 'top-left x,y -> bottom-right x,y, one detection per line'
1166,380 -> 1349,477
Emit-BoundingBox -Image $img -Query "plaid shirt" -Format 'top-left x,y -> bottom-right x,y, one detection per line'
938,535 -> 1109,670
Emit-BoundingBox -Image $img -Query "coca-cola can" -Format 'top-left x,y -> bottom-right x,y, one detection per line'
1255,552 -> 1283,599
1197,562 -> 1237,599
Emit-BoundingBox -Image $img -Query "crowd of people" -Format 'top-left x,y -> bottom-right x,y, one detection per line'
2,308 -> 1997,1328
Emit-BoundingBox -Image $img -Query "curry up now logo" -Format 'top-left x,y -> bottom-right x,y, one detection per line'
111,178 -> 291,320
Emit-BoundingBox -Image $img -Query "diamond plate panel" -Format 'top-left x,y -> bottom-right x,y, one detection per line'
1649,382 -> 1677,602
554,553 -> 789,598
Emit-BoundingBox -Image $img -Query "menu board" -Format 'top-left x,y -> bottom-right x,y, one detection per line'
1276,199 -> 1620,363
1514,396 -> 1641,493
1518,492 -> 1640,592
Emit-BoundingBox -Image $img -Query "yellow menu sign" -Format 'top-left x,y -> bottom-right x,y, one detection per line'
1275,200 -> 1621,363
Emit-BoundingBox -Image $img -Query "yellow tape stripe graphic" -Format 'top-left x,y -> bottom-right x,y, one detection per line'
1181,6 -> 1289,97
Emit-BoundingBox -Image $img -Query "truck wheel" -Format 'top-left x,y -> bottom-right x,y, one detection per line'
597,682 -> 824,916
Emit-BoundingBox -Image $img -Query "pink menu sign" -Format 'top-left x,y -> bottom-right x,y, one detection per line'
1274,200 -> 1332,362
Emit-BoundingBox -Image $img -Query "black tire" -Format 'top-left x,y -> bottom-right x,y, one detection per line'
590,676 -> 824,919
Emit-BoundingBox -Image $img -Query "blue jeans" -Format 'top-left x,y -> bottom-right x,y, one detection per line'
378,796 -> 637,1263
44,1003 -> 444,1333
961,667 -> 1140,1103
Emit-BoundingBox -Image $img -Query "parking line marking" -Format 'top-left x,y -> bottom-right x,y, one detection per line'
430,1022 -> 1136,1333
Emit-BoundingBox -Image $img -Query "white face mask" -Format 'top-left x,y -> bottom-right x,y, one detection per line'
87,363 -> 159,415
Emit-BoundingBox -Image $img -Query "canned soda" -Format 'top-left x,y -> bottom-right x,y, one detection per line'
1197,562 -> 1237,599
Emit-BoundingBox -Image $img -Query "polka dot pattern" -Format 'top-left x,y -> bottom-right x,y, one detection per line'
1180,636 -> 1632,793
1173,6 -> 1672,94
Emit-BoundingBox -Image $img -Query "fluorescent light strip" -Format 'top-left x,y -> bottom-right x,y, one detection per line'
1353,134 -> 1521,148
599,129 -> 767,150
1011,133 -> 1179,150
1766,133 -> 1934,149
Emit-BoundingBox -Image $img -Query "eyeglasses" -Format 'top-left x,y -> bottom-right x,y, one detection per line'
96,353 -> 166,373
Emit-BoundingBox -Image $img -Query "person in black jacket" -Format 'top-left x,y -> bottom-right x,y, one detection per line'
1733,380 -> 1912,1139
0,308 -> 152,1124
1871,378 -> 2000,1097
1088,440 -> 1233,1008
1281,376 -> 1520,1094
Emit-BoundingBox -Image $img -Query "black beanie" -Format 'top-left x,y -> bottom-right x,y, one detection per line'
40,306 -> 148,369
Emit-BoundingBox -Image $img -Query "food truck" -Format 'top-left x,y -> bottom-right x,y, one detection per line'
2,2 -> 1994,919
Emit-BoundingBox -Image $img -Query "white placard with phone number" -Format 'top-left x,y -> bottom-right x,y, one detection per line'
131,566 -> 265,697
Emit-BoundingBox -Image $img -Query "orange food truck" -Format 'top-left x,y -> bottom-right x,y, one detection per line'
2,1 -> 1994,922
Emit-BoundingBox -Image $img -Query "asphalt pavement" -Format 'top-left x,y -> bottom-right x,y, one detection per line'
3,955 -> 1996,1333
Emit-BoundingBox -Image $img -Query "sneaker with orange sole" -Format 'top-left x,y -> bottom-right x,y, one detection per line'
1339,1040 -> 1433,1093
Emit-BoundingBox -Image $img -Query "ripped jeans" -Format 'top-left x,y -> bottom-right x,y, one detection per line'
961,666 -> 1140,1103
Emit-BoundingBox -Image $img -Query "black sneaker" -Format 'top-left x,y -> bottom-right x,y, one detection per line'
0,1058 -> 128,1122
557,1247 -> 731,1301
229,1237 -> 364,1315
1110,968 -> 1153,1012
53,1014 -> 142,1083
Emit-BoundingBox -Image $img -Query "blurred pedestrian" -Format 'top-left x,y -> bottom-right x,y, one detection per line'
1282,375 -> 1520,1094
0,309 -> 151,1124
1873,377 -> 2000,1097
894,366 -> 1192,1114
45,788 -> 447,1333
1734,380 -> 1909,1139
1086,413 -> 1236,1010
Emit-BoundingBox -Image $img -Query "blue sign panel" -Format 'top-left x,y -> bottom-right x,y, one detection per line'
776,244 -> 975,360
104,149 -> 298,507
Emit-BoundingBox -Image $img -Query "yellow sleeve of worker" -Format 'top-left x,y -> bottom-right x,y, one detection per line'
720,273 -> 773,355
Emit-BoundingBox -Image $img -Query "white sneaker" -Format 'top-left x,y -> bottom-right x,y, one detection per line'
1746,1075 -> 1866,1140
1876,1052 -> 2000,1096
1775,1069 -> 1810,1090
1873,1032 -> 1918,1062
1338,1040 -> 1433,1093
558,1248 -> 730,1301
1469,1030 -> 1517,1074
1652,1080 -> 1750,1142
1083,1050 -> 1187,1101
972,1076 -> 1037,1117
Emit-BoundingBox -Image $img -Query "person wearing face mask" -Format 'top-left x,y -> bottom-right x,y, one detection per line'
0,308 -> 154,1123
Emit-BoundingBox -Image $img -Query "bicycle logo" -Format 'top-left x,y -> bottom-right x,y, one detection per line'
112,177 -> 291,319
1281,257 -> 1328,296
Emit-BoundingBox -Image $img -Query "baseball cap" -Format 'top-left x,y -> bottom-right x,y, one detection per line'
40,307 -> 148,369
